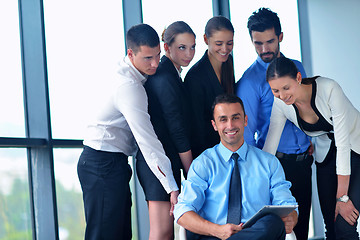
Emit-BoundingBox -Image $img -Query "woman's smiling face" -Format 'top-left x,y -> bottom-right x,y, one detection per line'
268,73 -> 302,105
205,29 -> 234,64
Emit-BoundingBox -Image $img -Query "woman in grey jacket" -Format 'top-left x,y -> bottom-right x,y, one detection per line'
263,57 -> 360,239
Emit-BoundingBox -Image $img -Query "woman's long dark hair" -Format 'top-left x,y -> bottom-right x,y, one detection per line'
205,16 -> 235,94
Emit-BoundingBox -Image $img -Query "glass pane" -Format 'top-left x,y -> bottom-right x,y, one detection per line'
53,149 -> 139,240
44,0 -> 125,139
229,0 -> 302,80
0,149 -> 32,239
142,0 -> 213,76
53,148 -> 85,240
0,1 -> 25,137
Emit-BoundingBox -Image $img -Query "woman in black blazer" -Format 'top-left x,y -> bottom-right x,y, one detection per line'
136,21 -> 195,240
184,16 -> 235,158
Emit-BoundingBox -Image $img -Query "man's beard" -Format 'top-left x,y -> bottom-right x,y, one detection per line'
260,45 -> 280,63
260,52 -> 276,63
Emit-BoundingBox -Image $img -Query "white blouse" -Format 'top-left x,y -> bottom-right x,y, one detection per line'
263,77 -> 360,175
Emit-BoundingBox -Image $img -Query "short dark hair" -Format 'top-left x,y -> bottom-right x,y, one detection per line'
126,23 -> 160,54
212,94 -> 246,119
247,8 -> 282,38
162,21 -> 195,46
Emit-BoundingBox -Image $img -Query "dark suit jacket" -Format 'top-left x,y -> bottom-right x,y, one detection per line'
184,51 -> 234,158
145,55 -> 191,170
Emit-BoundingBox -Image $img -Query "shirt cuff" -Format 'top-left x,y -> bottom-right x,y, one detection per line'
174,205 -> 195,223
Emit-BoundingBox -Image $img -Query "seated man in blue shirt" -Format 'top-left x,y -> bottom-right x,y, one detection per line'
174,94 -> 298,240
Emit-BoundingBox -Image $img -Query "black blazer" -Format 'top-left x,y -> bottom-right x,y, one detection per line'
145,55 -> 191,170
184,51 -> 234,158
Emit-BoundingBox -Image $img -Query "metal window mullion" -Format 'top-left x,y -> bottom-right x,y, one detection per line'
18,0 -> 58,239
212,0 -> 230,19
122,0 -> 142,50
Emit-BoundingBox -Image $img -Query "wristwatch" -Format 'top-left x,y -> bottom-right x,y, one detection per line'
337,195 -> 349,203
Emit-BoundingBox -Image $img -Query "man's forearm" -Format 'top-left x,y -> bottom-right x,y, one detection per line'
177,211 -> 219,237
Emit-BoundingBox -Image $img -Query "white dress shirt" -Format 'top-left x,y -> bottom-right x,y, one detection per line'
84,56 -> 178,193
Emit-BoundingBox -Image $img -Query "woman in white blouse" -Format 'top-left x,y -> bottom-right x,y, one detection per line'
263,57 -> 360,239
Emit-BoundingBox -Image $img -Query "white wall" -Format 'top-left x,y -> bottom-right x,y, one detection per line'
298,0 -> 360,237
299,0 -> 360,111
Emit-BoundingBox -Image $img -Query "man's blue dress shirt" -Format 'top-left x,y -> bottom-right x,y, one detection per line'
174,142 -> 297,224
235,54 -> 310,154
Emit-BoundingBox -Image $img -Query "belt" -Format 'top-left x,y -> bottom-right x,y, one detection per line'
276,150 -> 309,162
84,146 -> 128,159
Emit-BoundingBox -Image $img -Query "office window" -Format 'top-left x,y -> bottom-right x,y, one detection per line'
43,0 -> 125,139
0,1 -> 25,137
53,148 -> 85,240
229,0 -> 302,80
0,149 -> 31,239
142,0 -> 213,76
53,149 -> 140,240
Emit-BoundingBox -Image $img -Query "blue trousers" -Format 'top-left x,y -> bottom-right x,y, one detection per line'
77,146 -> 132,240
187,214 -> 286,240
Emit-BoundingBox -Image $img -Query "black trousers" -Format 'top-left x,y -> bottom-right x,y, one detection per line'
187,214 -> 286,240
77,146 -> 132,240
316,148 -> 360,240
277,152 -> 313,240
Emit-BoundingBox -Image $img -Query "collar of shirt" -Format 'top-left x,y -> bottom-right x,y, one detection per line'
118,56 -> 148,85
255,55 -> 269,71
173,63 -> 182,78
217,142 -> 248,163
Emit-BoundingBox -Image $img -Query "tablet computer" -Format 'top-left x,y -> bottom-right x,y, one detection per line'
242,205 -> 298,228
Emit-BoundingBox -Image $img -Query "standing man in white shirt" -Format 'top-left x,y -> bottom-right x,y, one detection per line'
77,23 -> 179,240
